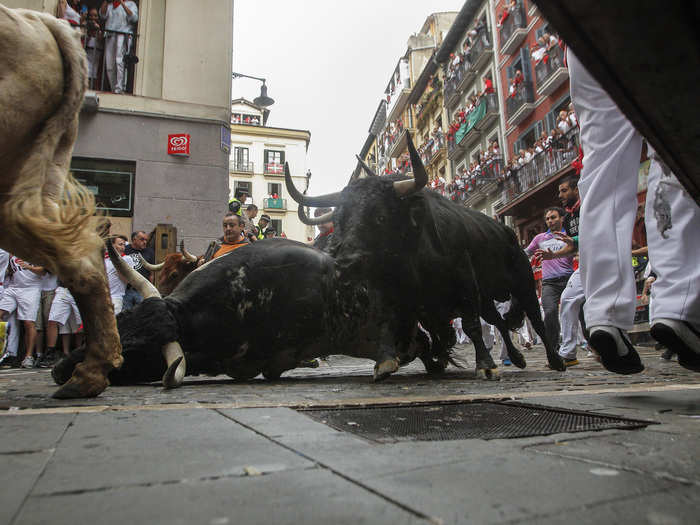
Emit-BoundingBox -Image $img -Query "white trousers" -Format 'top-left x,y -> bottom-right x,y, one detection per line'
568,49 -> 642,330
558,269 -> 585,359
104,33 -> 127,92
646,157 -> 700,327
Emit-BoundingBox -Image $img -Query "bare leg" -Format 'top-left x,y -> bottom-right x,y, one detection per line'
23,321 -> 37,359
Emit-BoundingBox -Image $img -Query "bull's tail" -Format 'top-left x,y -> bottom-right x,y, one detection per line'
4,11 -> 104,268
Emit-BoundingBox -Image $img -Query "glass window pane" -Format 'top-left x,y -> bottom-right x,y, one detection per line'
70,158 -> 135,217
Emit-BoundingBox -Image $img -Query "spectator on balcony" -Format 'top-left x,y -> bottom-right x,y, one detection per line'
524,147 -> 535,164
567,103 -> 578,128
84,8 -> 105,90
251,116 -> 260,125
232,114 -> 241,124
100,0 -> 138,94
557,110 -> 571,134
58,0 -> 84,27
532,39 -> 547,63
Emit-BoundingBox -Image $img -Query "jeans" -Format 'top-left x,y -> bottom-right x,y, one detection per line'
541,275 -> 571,350
122,287 -> 143,312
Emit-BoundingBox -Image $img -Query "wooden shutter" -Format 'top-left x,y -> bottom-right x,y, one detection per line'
520,47 -> 532,81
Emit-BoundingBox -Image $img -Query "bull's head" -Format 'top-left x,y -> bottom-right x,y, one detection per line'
287,132 -> 428,274
107,242 -> 186,388
142,241 -> 199,295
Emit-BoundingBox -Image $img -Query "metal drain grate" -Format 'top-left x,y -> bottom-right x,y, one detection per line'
298,401 -> 655,442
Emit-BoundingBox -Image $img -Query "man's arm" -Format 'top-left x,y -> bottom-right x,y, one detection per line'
19,262 -> 46,276
536,232 -> 577,260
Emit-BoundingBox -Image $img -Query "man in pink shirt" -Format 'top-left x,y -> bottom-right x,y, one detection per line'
524,207 -> 574,362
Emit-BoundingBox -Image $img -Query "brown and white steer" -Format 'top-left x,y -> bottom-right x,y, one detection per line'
0,5 -> 182,397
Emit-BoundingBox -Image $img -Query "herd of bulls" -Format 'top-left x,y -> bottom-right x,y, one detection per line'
53,133 -> 567,391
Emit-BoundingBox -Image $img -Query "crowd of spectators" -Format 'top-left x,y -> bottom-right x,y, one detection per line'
416,125 -> 445,165
446,77 -> 495,147
531,31 -> 564,67
445,16 -> 489,84
57,0 -> 139,93
440,140 -> 503,200
232,113 -> 261,126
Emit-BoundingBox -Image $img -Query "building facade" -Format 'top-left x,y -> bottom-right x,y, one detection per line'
229,100 -> 313,242
11,0 -> 235,254
492,0 -> 578,243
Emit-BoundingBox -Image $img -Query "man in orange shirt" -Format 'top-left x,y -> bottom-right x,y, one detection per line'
212,214 -> 249,259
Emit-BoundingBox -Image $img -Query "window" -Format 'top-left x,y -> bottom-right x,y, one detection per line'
70,158 -> 135,217
234,181 -> 252,200
264,150 -> 285,174
270,219 -> 283,235
267,183 -> 282,196
232,147 -> 251,171
513,120 -> 543,153
544,95 -> 572,131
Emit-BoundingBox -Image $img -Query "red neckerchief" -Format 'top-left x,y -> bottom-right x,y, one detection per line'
113,1 -> 122,8
565,199 -> 580,215
318,226 -> 334,238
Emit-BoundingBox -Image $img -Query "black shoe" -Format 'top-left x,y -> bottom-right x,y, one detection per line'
37,353 -> 57,369
589,326 -> 644,375
651,319 -> 700,372
0,353 -> 20,369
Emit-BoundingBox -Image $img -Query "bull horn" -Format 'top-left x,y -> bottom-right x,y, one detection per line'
393,132 -> 429,197
179,240 -> 197,263
298,205 -> 334,226
106,241 -> 161,299
355,155 -> 377,177
137,255 -> 165,272
161,341 -> 186,388
285,162 -> 341,207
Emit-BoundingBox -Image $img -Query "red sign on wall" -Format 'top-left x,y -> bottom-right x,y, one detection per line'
167,134 -> 190,156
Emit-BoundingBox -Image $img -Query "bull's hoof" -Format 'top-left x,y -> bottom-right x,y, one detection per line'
52,375 -> 108,399
476,367 -> 501,381
262,369 -> 283,380
508,349 -> 527,369
421,357 -> 448,376
373,358 -> 399,382
547,353 -> 567,372
51,356 -> 76,385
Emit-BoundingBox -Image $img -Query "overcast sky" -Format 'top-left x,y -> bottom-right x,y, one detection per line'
233,0 -> 464,195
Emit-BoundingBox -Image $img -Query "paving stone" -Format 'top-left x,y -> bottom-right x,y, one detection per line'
33,408 -> 313,494
0,413 -> 73,453
0,451 -> 52,525
16,468 -> 430,525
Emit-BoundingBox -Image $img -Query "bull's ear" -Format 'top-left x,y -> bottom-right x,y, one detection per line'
408,200 -> 425,230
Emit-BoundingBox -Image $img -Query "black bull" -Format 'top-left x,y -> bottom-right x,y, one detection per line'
287,132 -> 566,377
53,238 -> 429,386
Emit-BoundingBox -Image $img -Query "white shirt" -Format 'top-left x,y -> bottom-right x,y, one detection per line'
101,1 -> 138,34
105,254 -> 138,299
62,4 -> 81,26
0,249 -> 9,286
558,120 -> 571,134
41,273 -> 58,292
6,257 -> 44,288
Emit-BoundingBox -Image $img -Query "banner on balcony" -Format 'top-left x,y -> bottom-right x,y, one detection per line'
456,99 -> 487,145
168,134 -> 190,156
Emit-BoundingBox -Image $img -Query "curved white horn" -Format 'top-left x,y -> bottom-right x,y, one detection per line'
161,341 -> 186,388
106,241 -> 161,299
138,255 -> 165,272
179,240 -> 197,263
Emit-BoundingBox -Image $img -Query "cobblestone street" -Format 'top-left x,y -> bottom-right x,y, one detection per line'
1,343 -> 699,524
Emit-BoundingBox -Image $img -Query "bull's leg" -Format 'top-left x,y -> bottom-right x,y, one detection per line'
464,317 -> 499,380
52,252 -> 123,398
481,301 -> 526,369
418,321 -> 452,375
510,251 -> 566,372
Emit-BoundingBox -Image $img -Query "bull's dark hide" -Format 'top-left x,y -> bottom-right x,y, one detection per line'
55,238 -> 420,385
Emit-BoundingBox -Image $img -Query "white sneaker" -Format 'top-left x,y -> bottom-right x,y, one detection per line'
21,356 -> 35,368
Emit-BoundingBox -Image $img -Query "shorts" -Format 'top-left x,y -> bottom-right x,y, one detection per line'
111,295 -> 123,316
48,287 -> 82,334
0,287 -> 41,322
35,289 -> 56,331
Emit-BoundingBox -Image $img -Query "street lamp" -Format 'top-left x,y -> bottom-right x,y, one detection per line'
232,72 -> 275,107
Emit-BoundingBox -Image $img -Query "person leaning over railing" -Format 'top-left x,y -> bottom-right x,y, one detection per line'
99,0 -> 138,94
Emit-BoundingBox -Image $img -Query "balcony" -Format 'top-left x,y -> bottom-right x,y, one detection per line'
456,58 -> 476,93
506,80 -> 536,127
421,133 -> 446,166
444,66 -> 464,107
499,5 -> 528,55
468,32 -> 493,72
263,197 -> 287,210
81,28 -> 138,94
387,127 -> 416,158
496,128 -> 580,211
462,159 -> 505,203
386,78 -> 411,123
535,45 -> 569,97
415,82 -> 443,128
447,137 -> 465,161
264,163 -> 284,176
230,161 -> 254,173
455,93 -> 500,148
